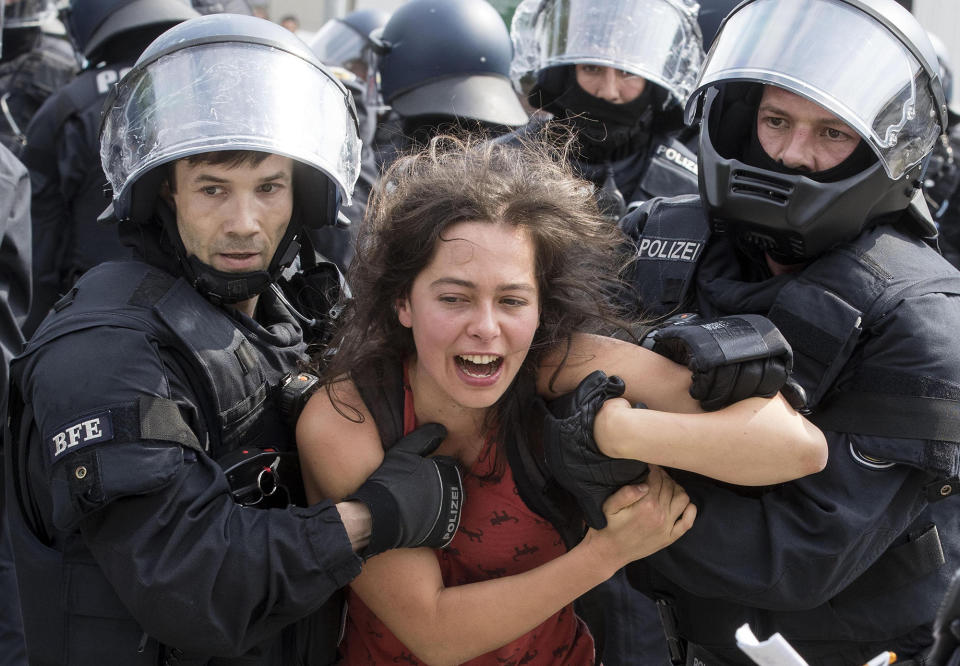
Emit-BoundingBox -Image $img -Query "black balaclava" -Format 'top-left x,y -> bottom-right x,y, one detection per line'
550,66 -> 660,163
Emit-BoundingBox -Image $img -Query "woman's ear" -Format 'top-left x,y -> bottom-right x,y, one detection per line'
396,297 -> 412,328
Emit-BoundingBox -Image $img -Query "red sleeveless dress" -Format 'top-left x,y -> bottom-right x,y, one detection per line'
338,378 -> 596,665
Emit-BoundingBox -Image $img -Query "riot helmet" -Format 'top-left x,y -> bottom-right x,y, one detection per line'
371,0 -> 528,128
510,0 -> 704,113
928,31 -> 959,125
308,8 -> 389,82
190,0 -> 254,14
100,13 -> 361,304
688,0 -> 947,263
695,0 -> 740,50
65,0 -> 199,62
4,0 -> 56,28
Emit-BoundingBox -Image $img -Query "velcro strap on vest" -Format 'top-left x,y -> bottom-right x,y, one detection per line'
811,392 -> 960,442
139,396 -> 204,454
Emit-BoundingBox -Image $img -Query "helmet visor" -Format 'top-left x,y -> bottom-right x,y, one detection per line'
510,0 -> 704,105
687,0 -> 942,179
309,18 -> 371,77
101,41 -> 361,207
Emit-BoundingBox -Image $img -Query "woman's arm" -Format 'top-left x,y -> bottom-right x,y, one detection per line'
297,384 -> 695,666
538,333 -> 828,484
538,333 -> 702,411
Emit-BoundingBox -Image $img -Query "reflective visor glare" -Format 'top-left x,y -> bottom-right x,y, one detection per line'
692,0 -> 941,178
101,42 -> 361,204
511,0 -> 703,104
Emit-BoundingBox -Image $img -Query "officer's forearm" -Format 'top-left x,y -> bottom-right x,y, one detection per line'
336,500 -> 372,552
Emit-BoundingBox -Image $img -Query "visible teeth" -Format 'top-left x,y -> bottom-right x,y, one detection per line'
460,354 -> 498,364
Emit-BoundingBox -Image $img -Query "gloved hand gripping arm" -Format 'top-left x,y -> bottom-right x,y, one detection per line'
642,313 -> 807,411
347,423 -> 463,559
540,370 -> 649,529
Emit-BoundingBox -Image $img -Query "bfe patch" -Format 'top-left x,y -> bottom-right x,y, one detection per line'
47,411 -> 114,463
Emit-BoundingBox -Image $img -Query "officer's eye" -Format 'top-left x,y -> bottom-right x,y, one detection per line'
202,186 -> 221,196
260,182 -> 281,193
824,127 -> 849,141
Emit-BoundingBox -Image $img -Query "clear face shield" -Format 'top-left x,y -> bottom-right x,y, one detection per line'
4,0 -> 55,28
100,40 -> 362,215
686,0 -> 945,180
510,0 -> 704,105
309,18 -> 374,81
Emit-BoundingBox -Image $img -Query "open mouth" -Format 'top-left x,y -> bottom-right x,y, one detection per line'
455,354 -> 503,378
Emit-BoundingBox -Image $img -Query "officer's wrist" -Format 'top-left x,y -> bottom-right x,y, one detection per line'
335,500 -> 373,553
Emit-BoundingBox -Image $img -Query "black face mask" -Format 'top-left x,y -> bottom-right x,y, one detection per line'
552,70 -> 658,161
742,113 -> 878,183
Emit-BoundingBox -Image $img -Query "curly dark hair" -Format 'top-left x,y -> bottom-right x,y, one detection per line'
316,133 -> 634,448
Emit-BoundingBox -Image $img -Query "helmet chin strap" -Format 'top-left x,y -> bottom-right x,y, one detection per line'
155,198 -> 302,306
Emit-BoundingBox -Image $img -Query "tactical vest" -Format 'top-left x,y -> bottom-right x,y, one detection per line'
623,198 -> 960,659
5,260 -> 329,665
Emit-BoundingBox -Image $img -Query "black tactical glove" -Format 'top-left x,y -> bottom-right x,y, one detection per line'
642,313 -> 800,411
927,566 -> 960,666
348,423 -> 463,559
541,370 -> 649,530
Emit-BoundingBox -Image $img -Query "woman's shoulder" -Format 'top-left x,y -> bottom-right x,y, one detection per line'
297,376 -> 386,499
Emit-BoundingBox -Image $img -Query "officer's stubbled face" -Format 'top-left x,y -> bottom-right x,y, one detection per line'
574,64 -> 647,104
166,154 -> 294,274
756,86 -> 861,172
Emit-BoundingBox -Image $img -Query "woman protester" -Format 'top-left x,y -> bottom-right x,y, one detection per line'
297,136 -> 826,665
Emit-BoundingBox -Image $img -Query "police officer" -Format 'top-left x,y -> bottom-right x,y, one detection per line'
612,0 -> 960,663
5,14 -> 463,665
370,0 -> 529,170
507,0 -> 704,219
0,0 -> 75,154
309,8 -> 389,85
307,8 -> 390,271
21,0 -> 200,338
0,142 -> 34,666
921,31 -> 960,268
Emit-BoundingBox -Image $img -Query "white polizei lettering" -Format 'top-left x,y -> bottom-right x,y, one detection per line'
638,238 -> 702,261
655,144 -> 698,174
82,418 -> 102,441
53,432 -> 68,456
444,487 -> 461,536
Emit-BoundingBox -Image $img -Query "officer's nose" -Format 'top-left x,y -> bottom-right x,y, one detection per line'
467,302 -> 499,341
224,193 -> 261,236
778,129 -> 817,173
592,68 -> 623,104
